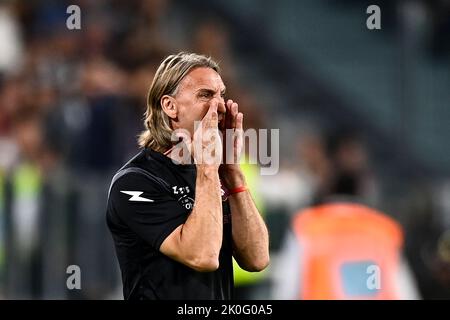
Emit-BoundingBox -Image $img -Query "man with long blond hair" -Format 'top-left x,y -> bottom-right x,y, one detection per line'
106,52 -> 269,300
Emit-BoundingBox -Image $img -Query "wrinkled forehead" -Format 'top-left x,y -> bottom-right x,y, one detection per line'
178,67 -> 225,93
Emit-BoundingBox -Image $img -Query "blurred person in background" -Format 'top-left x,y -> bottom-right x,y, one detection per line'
0,2 -> 23,74
1,88 -> 75,299
273,129 -> 420,299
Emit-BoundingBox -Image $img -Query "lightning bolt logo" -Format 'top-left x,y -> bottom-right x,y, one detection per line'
120,191 -> 154,202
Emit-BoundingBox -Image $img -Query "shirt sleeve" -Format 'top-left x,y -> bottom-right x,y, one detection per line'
110,172 -> 187,250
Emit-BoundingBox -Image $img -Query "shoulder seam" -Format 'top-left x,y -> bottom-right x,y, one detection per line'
107,167 -> 171,198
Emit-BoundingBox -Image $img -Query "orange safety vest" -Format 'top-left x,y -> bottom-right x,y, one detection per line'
292,202 -> 403,300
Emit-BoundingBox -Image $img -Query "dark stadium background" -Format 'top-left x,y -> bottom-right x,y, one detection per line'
0,0 -> 449,299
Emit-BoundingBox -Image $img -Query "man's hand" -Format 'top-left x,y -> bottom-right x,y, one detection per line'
192,101 -> 223,169
161,100 -> 224,273
220,99 -> 245,189
219,101 -> 270,272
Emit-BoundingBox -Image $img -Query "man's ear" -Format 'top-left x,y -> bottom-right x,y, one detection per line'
161,95 -> 177,119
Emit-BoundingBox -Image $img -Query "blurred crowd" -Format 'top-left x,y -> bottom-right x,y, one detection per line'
0,0 -> 449,299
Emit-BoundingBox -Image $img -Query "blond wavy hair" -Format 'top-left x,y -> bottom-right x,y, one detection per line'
138,52 -> 220,152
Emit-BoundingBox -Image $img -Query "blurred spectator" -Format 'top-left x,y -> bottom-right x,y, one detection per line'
0,3 -> 24,75
5,111 -> 45,298
272,131 -> 420,299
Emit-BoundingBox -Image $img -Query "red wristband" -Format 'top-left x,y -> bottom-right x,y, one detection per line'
228,186 -> 248,195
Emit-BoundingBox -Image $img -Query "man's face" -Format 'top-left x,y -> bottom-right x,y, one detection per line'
171,67 -> 226,136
